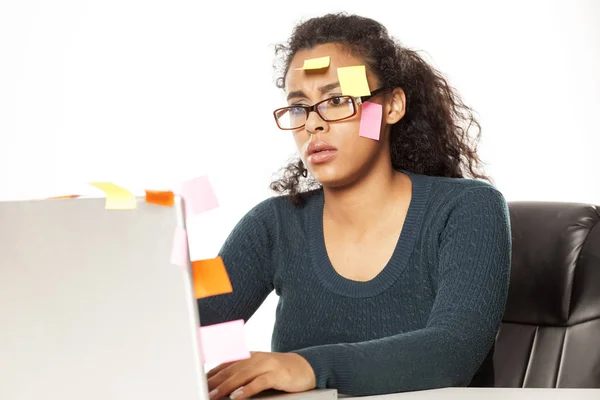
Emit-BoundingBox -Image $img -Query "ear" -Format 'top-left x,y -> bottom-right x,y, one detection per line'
383,88 -> 406,125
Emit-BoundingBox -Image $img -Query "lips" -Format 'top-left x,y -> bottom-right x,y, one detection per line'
306,140 -> 338,165
307,141 -> 337,156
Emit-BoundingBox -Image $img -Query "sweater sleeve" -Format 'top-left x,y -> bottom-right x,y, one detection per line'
293,187 -> 512,396
197,200 -> 276,326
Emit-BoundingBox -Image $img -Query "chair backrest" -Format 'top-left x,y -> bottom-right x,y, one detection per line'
494,201 -> 600,388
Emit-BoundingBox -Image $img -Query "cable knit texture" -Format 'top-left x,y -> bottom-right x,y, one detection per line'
198,170 -> 512,396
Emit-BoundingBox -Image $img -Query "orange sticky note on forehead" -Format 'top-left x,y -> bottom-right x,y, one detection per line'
295,56 -> 330,70
192,256 -> 233,299
337,65 -> 371,97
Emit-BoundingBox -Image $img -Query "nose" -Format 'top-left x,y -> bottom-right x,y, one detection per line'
304,110 -> 328,135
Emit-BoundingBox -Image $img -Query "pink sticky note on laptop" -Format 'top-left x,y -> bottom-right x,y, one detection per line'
198,319 -> 250,365
170,227 -> 188,267
359,101 -> 382,140
180,176 -> 219,218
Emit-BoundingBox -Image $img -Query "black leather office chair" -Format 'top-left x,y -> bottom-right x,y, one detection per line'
494,201 -> 600,388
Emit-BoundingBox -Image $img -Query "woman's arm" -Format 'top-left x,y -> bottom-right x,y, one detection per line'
293,187 -> 512,395
197,201 -> 276,326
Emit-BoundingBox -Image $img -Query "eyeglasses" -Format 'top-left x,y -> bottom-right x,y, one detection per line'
273,87 -> 387,130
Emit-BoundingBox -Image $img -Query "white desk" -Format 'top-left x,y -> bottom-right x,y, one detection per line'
342,388 -> 600,399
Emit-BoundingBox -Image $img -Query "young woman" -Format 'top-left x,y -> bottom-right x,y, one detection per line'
198,12 -> 512,400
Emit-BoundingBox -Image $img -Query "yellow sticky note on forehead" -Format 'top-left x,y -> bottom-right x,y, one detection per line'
89,182 -> 137,210
337,65 -> 371,97
295,56 -> 330,70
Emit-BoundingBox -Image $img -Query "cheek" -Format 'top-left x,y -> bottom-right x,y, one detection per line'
337,125 -> 381,164
336,122 -> 362,152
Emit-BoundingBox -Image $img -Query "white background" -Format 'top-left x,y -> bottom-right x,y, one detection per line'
1,0 -> 599,354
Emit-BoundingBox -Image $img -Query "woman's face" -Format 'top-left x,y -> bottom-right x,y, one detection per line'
284,43 -> 397,189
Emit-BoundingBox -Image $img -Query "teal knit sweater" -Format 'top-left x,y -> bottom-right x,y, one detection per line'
198,171 -> 512,396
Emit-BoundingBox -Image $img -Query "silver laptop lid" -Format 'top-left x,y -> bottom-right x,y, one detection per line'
0,196 -> 209,400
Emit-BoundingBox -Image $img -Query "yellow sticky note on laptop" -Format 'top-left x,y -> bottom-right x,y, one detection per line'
89,182 -> 137,210
295,56 -> 330,70
337,65 -> 371,97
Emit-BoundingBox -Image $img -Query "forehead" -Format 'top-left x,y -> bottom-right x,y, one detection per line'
285,43 -> 375,92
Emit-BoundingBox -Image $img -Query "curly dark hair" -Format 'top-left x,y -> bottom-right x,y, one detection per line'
270,12 -> 491,205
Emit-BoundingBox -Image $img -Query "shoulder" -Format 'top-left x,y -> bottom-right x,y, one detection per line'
222,190 -> 321,257
238,189 -> 323,231
413,173 -> 508,214
425,173 -> 502,195
407,172 -> 510,237
414,175 -> 512,274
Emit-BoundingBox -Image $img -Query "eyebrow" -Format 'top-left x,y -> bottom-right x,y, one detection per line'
286,81 -> 341,101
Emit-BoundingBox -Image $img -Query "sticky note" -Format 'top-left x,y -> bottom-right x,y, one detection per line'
359,102 -> 383,140
89,182 -> 136,209
180,176 -> 219,218
337,65 -> 371,97
145,190 -> 175,207
295,56 -> 330,70
48,194 -> 80,199
170,227 -> 189,267
192,256 -> 233,299
198,320 -> 250,365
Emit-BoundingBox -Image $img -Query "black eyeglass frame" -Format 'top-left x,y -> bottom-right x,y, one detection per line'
273,87 -> 388,131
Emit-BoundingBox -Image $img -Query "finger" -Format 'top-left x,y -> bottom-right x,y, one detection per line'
229,373 -> 274,400
208,352 -> 263,388
207,352 -> 258,379
212,365 -> 271,400
207,359 -> 254,391
207,361 -> 237,379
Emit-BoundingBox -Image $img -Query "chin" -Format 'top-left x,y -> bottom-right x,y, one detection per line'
309,159 -> 375,190
311,170 -> 353,189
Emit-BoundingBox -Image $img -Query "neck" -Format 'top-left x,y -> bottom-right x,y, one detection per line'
322,165 -> 411,231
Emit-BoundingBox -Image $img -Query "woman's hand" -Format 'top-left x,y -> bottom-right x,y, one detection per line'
206,351 -> 316,400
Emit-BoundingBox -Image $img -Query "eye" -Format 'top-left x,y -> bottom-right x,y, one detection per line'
290,101 -> 309,108
327,96 -> 350,107
289,106 -> 305,116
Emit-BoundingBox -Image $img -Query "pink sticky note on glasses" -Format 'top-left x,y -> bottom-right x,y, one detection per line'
198,320 -> 250,365
359,101 -> 383,140
180,176 -> 219,218
170,227 -> 189,267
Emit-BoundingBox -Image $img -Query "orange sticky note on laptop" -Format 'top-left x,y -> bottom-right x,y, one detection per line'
145,190 -> 175,207
192,256 -> 232,299
47,194 -> 81,199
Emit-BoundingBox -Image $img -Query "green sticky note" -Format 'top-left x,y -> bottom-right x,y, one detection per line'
337,65 -> 371,97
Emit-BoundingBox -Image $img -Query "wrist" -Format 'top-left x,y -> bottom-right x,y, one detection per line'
291,352 -> 317,388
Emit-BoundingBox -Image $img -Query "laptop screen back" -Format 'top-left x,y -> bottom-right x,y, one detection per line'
0,196 -> 209,400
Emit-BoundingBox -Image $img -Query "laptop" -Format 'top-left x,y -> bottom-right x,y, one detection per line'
0,196 -> 337,400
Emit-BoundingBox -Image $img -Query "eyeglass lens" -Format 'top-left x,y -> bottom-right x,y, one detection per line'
276,96 -> 357,129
